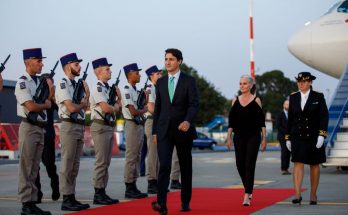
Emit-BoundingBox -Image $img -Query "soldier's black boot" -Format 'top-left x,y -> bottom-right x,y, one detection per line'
21,202 -> 52,215
148,179 -> 158,194
61,195 -> 85,211
71,194 -> 90,210
94,188 -> 119,205
125,182 -> 148,199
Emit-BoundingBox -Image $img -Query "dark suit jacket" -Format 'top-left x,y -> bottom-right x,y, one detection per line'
276,111 -> 287,143
152,72 -> 199,142
286,90 -> 328,141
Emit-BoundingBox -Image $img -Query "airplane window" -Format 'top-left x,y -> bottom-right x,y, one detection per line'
324,1 -> 341,15
337,0 -> 348,13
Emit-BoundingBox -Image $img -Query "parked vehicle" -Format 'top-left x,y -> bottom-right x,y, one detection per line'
193,132 -> 217,150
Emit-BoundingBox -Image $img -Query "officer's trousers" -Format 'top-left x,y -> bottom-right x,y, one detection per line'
18,121 -> 44,203
124,120 -> 144,183
91,122 -> 114,188
145,119 -> 158,180
59,121 -> 84,195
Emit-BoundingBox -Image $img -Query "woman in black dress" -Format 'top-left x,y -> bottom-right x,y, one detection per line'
285,72 -> 328,205
227,75 -> 266,206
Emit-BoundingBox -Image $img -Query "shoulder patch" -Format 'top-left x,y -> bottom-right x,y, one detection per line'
125,93 -> 130,99
60,82 -> 66,89
97,86 -> 102,92
124,85 -> 129,89
19,76 -> 27,80
19,82 -> 26,89
147,89 -> 151,94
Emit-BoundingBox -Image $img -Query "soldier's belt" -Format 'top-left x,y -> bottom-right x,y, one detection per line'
22,118 -> 47,128
61,118 -> 85,125
93,119 -> 115,127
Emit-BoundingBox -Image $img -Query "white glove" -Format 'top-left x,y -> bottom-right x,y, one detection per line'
286,140 -> 291,151
316,136 -> 324,148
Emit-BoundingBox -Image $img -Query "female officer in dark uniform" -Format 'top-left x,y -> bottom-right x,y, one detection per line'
285,72 -> 328,205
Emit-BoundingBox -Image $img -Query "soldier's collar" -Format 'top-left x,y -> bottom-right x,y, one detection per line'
63,74 -> 74,86
23,72 -> 34,82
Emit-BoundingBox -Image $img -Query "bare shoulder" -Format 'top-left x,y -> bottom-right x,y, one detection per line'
231,97 -> 237,107
255,97 -> 262,108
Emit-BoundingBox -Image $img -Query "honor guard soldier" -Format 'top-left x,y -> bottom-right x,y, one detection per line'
121,63 -> 148,199
144,65 -> 162,194
55,53 -> 90,211
15,48 -> 53,215
90,58 -> 120,205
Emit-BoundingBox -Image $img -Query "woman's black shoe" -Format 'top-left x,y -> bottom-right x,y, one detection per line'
309,200 -> 317,205
292,196 -> 302,205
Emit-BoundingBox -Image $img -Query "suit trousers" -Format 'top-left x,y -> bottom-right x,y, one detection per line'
124,120 -> 144,183
18,121 -> 44,203
279,140 -> 291,170
59,121 -> 84,195
157,129 -> 192,208
233,134 -> 261,194
91,122 -> 114,188
170,147 -> 180,180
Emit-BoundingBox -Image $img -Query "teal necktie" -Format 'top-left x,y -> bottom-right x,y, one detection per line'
168,76 -> 175,103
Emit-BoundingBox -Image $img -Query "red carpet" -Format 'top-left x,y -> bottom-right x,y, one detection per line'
72,188 -> 295,215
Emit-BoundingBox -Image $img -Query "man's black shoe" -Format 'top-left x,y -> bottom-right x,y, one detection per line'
148,180 -> 158,194
170,180 -> 182,189
181,203 -> 191,212
151,201 -> 168,215
61,195 -> 85,211
21,202 -> 51,215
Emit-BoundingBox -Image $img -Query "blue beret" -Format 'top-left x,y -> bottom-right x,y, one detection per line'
60,53 -> 82,67
23,48 -> 46,60
145,65 -> 161,77
92,58 -> 112,69
123,63 -> 141,74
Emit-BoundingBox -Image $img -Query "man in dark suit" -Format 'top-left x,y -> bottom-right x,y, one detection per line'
151,48 -> 199,215
276,100 -> 291,175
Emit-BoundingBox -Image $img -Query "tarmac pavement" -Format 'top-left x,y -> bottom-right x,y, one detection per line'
0,150 -> 347,214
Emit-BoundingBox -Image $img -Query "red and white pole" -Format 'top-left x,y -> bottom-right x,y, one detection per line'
249,0 -> 255,79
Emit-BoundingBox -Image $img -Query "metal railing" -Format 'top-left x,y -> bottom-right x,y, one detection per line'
328,96 -> 348,148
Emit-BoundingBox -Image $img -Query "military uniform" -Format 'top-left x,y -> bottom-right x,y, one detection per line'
286,90 -> 329,164
15,48 -> 51,215
90,57 -> 119,205
56,53 -> 89,211
170,147 -> 182,189
121,63 -> 147,199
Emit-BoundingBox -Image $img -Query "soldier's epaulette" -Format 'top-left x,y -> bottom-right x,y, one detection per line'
284,134 -> 290,140
124,85 -> 129,89
19,76 -> 27,80
147,84 -> 152,88
62,78 -> 67,82
97,82 -> 103,86
319,130 -> 327,137
290,91 -> 297,95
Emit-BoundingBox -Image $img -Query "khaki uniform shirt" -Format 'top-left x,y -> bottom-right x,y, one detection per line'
121,83 -> 139,120
55,75 -> 85,120
14,72 -> 47,122
90,80 -> 112,120
144,82 -> 156,118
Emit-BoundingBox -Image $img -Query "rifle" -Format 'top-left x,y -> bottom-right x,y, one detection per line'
134,78 -> 149,125
70,63 -> 89,122
104,70 -> 121,122
0,54 -> 11,73
27,60 -> 59,122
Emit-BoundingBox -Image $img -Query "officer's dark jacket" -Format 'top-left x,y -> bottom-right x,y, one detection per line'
285,90 -> 328,141
276,111 -> 287,142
